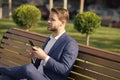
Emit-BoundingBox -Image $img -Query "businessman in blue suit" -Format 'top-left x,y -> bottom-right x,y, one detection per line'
0,7 -> 78,80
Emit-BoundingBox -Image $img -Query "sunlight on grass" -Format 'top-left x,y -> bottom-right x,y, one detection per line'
0,19 -> 120,53
90,27 -> 120,53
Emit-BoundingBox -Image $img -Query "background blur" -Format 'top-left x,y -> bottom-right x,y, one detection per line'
0,0 -> 120,28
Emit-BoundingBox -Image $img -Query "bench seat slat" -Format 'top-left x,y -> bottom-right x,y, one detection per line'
71,66 -> 115,80
74,60 -> 120,79
68,72 -> 90,80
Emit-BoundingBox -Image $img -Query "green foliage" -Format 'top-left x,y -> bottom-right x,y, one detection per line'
0,19 -> 120,53
74,11 -> 101,34
12,4 -> 41,30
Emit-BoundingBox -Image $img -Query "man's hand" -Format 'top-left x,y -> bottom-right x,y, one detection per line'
29,47 -> 48,60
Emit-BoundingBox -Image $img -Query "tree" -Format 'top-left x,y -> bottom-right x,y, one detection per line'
74,11 -> 101,46
12,4 -> 41,30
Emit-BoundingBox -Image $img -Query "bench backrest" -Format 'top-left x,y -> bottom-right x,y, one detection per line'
0,28 -> 47,67
0,28 -> 120,80
68,45 -> 120,80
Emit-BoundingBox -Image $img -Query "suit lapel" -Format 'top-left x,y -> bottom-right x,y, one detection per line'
48,33 -> 66,55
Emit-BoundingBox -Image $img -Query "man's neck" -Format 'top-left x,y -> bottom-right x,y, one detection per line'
52,29 -> 65,38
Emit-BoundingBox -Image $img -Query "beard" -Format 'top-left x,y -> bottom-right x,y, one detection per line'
47,27 -> 57,32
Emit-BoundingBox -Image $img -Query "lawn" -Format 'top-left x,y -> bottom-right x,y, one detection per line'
0,19 -> 120,53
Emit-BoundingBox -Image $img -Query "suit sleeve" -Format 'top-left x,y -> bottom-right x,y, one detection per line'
44,40 -> 78,76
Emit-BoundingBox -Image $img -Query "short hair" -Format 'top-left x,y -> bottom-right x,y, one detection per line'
51,7 -> 69,22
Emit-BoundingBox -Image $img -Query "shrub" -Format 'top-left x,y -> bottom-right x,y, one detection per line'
74,11 -> 101,46
12,4 -> 41,30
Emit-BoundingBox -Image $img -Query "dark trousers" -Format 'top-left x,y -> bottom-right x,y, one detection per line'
0,64 -> 50,80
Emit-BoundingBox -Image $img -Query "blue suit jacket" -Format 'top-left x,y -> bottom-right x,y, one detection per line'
35,33 -> 78,80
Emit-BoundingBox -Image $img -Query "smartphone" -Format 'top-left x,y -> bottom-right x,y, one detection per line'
29,40 -> 35,46
29,40 -> 37,50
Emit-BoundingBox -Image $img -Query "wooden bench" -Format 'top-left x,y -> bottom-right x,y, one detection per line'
0,28 -> 120,80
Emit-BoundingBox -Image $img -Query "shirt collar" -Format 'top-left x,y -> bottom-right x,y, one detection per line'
50,31 -> 65,40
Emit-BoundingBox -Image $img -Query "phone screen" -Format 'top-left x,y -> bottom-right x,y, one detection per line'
29,40 -> 34,46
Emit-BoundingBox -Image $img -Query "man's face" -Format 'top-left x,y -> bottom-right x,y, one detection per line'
47,12 -> 61,31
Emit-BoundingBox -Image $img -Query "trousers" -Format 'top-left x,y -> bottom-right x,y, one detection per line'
0,64 -> 50,80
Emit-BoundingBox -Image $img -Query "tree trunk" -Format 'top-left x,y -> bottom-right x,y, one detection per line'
79,0 -> 84,13
86,33 -> 89,46
8,0 -> 12,18
0,0 -> 2,19
49,0 -> 53,11
63,0 -> 67,9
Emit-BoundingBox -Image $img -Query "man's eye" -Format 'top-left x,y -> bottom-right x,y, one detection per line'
52,19 -> 56,21
51,19 -> 55,21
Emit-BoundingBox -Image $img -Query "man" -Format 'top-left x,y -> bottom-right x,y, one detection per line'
0,7 -> 78,80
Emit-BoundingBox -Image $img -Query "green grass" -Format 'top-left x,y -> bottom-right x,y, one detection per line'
0,19 -> 120,53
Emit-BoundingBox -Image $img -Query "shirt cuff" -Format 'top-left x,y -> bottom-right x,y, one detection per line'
43,56 -> 50,66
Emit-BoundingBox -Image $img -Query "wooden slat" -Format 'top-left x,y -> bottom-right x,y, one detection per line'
0,53 -> 30,65
5,33 -> 36,43
7,28 -> 47,42
79,44 -> 120,62
1,44 -> 29,57
68,72 -> 90,80
0,58 -> 20,67
0,49 -> 30,64
0,39 -> 44,58
3,33 -> 44,47
1,38 -> 31,51
1,38 -> 44,50
77,52 -> 120,71
71,66 -> 115,80
2,39 -> 28,49
74,60 -> 120,79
